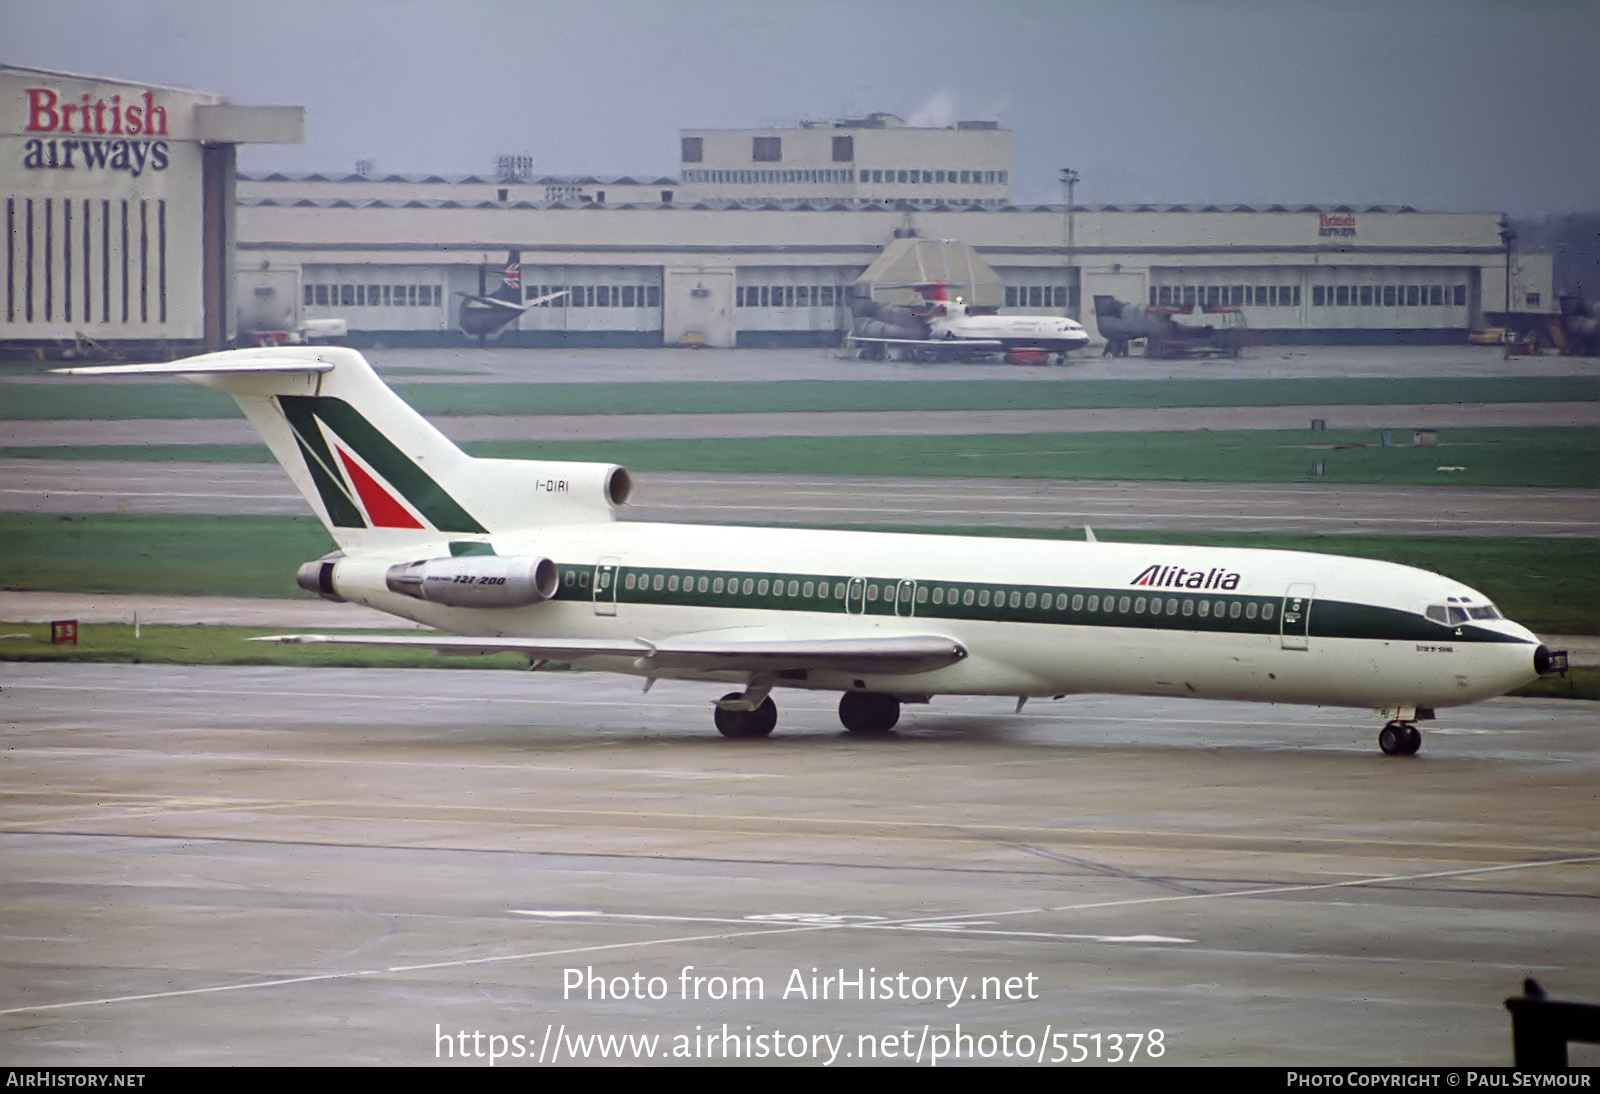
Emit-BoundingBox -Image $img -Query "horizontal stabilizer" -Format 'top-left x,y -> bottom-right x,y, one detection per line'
54,352 -> 335,377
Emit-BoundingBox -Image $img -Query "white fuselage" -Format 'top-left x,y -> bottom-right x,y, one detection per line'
929,304 -> 1092,352
331,521 -> 1542,712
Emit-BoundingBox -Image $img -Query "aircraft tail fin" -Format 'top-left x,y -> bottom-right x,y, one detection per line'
492,249 -> 523,303
58,346 -> 630,552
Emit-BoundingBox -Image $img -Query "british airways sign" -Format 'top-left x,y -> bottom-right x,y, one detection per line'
18,86 -> 170,177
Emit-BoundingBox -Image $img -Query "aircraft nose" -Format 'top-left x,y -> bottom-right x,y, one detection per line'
1534,644 -> 1570,676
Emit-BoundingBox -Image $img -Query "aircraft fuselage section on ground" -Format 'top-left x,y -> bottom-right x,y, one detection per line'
852,282 -> 1092,359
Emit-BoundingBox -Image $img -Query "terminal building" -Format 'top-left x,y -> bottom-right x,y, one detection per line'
4,83 -> 1551,353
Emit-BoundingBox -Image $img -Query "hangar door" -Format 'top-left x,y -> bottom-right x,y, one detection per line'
735,266 -> 859,346
513,264 -> 663,346
994,266 -> 1081,319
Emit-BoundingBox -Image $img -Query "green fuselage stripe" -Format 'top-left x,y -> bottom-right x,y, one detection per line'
549,562 -> 1524,645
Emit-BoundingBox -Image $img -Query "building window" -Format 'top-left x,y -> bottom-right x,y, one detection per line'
832,135 -> 853,162
753,136 -> 781,162
681,137 -> 702,163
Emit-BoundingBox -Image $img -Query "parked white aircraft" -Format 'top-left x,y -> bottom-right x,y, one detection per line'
62,347 -> 1563,754
854,280 -> 1092,362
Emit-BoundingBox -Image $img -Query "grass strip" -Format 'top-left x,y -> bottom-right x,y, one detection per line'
5,427 -> 1597,488
2,513 -> 334,599
464,428 -> 1600,488
6,375 -> 1597,420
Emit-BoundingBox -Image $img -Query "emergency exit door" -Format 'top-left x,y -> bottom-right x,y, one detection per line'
593,557 -> 620,616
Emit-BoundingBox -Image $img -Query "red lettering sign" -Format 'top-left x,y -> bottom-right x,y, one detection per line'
23,86 -> 167,136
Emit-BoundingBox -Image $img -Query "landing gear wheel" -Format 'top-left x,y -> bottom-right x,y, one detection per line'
1378,721 -> 1421,756
714,694 -> 777,739
838,691 -> 900,734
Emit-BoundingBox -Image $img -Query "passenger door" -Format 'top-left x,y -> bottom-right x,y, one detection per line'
1280,583 -> 1314,650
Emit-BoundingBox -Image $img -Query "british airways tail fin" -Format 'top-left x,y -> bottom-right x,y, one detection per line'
58,347 -> 631,551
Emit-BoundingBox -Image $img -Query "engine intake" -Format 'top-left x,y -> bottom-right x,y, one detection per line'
385,555 -> 559,609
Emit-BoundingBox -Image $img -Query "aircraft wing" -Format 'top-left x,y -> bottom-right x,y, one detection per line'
456,289 -> 569,313
252,629 -> 966,674
455,293 -> 529,312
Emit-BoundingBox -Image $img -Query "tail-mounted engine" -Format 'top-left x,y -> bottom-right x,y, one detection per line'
383,555 -> 559,609
296,552 -> 346,602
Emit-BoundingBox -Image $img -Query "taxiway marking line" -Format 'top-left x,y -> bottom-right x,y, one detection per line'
2,854 -> 1592,1017
0,488 -> 301,500
509,909 -> 1195,944
3,789 -> 1590,860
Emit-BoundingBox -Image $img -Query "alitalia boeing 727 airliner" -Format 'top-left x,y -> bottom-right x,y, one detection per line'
62,347 -> 1565,755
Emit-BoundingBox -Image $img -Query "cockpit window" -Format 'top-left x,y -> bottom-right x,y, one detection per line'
1426,602 -> 1501,624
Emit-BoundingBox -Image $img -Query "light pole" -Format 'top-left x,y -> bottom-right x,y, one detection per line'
1499,223 -> 1516,335
1060,168 -> 1080,316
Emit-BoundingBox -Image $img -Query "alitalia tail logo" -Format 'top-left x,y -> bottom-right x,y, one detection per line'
275,394 -> 486,533
1132,564 -> 1241,590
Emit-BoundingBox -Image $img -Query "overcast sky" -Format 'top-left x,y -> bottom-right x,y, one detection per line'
6,0 -> 1596,214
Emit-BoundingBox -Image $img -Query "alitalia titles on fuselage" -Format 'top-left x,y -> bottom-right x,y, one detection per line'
1130,564 -> 1242,591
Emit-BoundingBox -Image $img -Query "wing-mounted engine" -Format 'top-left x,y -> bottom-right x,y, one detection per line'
384,555 -> 559,608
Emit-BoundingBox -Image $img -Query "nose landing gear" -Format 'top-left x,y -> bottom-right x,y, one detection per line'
1378,721 -> 1422,756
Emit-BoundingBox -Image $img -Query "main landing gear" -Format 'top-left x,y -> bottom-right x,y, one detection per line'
713,689 -> 905,738
713,692 -> 777,738
838,691 -> 900,734
1378,721 -> 1422,756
